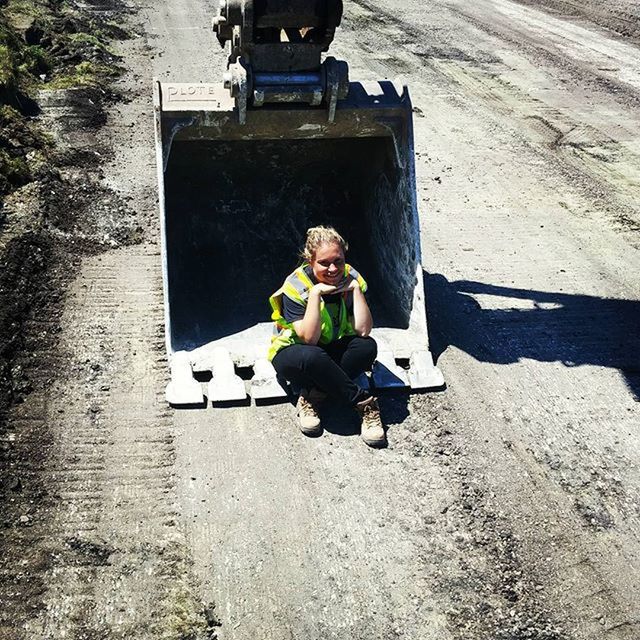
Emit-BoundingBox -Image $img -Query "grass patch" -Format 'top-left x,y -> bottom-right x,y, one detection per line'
45,60 -> 120,89
0,0 -> 127,200
3,0 -> 50,29
0,104 -> 49,196
0,22 -> 25,102
3,0 -> 125,94
0,148 -> 29,193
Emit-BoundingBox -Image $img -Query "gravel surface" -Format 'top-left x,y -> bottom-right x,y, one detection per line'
513,0 -> 640,40
1,0 -> 639,639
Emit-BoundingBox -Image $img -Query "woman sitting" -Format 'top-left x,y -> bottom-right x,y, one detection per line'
268,226 -> 385,447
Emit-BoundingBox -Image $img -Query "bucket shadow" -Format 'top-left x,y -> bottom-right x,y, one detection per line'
169,400 -> 208,410
424,271 -> 640,400
210,397 -> 252,409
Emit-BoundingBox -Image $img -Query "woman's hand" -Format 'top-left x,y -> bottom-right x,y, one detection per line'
311,282 -> 339,296
345,278 -> 361,292
324,276 -> 359,294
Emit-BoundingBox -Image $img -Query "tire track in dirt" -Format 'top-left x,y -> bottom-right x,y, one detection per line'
3,0 -> 635,638
1,3 -> 215,637
18,245 -> 209,639
344,0 -> 640,241
341,1 -> 640,638
512,0 -> 640,41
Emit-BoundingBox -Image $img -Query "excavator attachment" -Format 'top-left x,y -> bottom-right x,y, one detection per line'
154,1 -> 444,405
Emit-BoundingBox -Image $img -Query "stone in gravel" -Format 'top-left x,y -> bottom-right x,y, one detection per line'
2,475 -> 22,492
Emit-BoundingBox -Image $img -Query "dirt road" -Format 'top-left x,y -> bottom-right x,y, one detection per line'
2,0 -> 639,638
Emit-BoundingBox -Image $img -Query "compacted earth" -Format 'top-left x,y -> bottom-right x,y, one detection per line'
1,1 -> 639,639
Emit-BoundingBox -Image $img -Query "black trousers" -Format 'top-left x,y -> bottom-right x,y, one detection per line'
272,335 -> 377,405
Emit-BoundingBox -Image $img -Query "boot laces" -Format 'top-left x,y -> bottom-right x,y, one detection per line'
361,401 -> 380,428
298,395 -> 318,417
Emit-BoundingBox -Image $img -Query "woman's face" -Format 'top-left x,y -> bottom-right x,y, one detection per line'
310,242 -> 345,285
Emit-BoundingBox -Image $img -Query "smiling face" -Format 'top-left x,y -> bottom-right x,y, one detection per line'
310,241 -> 346,285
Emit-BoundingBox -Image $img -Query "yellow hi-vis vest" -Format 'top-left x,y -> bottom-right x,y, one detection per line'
268,264 -> 368,361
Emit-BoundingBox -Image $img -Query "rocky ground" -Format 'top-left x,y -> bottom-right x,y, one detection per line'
0,0 -> 639,639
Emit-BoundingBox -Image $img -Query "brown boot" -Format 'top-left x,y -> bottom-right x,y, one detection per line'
296,388 -> 326,436
356,396 -> 386,447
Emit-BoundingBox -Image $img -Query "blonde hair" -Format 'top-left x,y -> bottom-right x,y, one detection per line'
302,226 -> 348,262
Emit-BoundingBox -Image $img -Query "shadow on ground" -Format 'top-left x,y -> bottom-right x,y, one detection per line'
425,272 -> 640,400
320,391 -> 411,438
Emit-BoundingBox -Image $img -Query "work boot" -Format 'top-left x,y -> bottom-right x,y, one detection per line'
296,388 -> 326,436
356,396 -> 386,447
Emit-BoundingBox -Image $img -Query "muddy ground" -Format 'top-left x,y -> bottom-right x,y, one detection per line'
0,0 -> 639,639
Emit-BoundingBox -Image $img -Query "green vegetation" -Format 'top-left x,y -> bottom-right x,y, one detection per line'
20,44 -> 52,77
1,0 -> 127,97
45,60 -> 120,89
0,14 -> 44,196
0,0 -> 126,199
0,149 -> 29,194
0,23 -> 24,103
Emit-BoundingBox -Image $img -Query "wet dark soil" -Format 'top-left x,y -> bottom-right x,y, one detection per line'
0,0 -> 137,409
0,0 -> 137,634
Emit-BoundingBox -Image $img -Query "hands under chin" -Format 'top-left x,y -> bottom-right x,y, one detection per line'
335,278 -> 360,293
312,282 -> 341,295
313,277 -> 359,296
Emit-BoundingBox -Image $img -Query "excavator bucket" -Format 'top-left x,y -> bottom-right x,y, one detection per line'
153,79 -> 444,404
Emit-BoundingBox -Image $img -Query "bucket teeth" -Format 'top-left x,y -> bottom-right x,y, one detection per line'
166,349 -> 443,407
250,359 -> 287,400
156,76 -> 447,406
409,350 -> 444,390
207,347 -> 247,403
166,351 -> 205,406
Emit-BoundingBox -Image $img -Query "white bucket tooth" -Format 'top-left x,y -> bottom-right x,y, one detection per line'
207,347 -> 247,402
250,358 -> 288,400
372,350 -> 409,389
409,350 -> 445,390
166,351 -> 205,406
